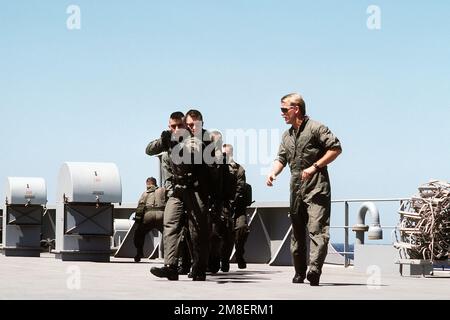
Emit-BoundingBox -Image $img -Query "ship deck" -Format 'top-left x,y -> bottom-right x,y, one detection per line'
0,253 -> 448,300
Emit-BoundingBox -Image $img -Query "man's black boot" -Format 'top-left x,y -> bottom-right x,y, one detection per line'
292,273 -> 306,283
307,271 -> 320,286
134,250 -> 144,263
221,260 -> 230,272
192,273 -> 206,281
150,265 -> 179,281
208,256 -> 221,274
178,265 -> 191,275
236,255 -> 247,269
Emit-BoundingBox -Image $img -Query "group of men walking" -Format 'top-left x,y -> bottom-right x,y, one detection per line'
135,110 -> 250,281
134,92 -> 342,286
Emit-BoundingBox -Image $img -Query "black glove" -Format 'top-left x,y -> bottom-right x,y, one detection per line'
161,130 -> 172,149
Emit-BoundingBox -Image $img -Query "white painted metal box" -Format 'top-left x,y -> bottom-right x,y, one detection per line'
57,162 -> 122,203
6,177 -> 47,205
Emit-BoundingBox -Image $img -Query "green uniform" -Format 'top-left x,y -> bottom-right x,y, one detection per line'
161,151 -> 191,272
161,152 -> 174,198
221,160 -> 248,264
133,185 -> 166,256
147,130 -> 220,278
276,117 -> 341,276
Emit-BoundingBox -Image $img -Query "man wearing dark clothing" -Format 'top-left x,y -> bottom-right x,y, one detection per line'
220,143 -> 249,271
147,110 -> 221,281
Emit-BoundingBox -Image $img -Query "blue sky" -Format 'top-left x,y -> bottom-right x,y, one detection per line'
1,1 -> 449,242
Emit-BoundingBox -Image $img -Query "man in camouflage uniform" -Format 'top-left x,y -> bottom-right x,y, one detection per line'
133,177 -> 166,262
145,111 -> 185,280
161,142 -> 192,275
148,110 -> 220,281
266,93 -> 342,286
221,143 -> 249,271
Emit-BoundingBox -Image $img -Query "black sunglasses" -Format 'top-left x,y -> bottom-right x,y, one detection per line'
280,106 -> 295,114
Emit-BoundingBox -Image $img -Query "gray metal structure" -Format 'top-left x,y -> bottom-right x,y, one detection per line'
113,219 -> 161,259
54,162 -> 122,262
241,202 -> 346,266
2,177 -> 47,257
352,202 -> 383,245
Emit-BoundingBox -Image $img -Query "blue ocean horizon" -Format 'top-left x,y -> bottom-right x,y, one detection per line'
331,243 -> 354,260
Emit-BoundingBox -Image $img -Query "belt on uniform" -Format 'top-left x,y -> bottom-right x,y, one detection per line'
174,173 -> 199,188
145,206 -> 165,211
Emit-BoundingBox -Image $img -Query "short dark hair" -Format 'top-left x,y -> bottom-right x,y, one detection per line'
185,109 -> 203,121
146,177 -> 157,186
170,111 -> 184,120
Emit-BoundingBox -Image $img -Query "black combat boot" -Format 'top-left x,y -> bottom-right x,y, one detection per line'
220,260 -> 230,272
150,265 -> 179,281
178,265 -> 191,275
208,257 -> 221,274
134,249 -> 144,263
190,266 -> 206,281
292,273 -> 306,283
236,255 -> 247,269
292,255 -> 307,283
306,271 -> 320,286
192,273 -> 206,281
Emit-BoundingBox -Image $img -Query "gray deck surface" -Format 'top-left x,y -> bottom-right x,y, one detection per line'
0,253 -> 448,300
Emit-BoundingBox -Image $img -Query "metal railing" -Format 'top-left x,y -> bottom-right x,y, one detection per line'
331,198 -> 409,267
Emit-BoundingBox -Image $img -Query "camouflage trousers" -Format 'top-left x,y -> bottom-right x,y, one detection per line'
163,188 -> 209,275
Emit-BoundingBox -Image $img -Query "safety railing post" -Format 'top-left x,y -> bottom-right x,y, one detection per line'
344,201 -> 349,267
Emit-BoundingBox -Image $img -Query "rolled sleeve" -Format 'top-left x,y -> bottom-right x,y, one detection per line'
317,125 -> 342,151
275,141 -> 288,167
